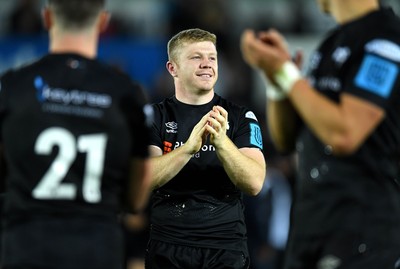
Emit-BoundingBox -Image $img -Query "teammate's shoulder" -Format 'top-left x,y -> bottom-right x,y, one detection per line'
1,56 -> 42,81
100,61 -> 144,88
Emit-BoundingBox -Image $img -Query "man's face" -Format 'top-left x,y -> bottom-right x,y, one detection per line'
174,41 -> 218,94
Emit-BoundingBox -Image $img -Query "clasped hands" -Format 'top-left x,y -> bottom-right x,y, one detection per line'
185,105 -> 228,155
240,28 -> 303,100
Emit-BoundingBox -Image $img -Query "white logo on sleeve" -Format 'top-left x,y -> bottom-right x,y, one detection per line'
245,111 -> 258,121
365,39 -> 400,62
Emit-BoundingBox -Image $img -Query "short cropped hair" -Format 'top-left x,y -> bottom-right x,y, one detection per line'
47,0 -> 105,30
167,28 -> 217,62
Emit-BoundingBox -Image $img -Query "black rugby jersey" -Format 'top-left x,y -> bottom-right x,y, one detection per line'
0,53 -> 150,218
149,93 -> 263,251
295,7 -> 400,235
0,53 -> 150,267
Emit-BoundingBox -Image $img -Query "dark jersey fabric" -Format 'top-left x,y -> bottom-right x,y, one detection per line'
148,93 -> 263,252
0,53 -> 150,268
294,7 -> 400,236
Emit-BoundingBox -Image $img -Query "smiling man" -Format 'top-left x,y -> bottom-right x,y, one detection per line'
145,28 -> 266,269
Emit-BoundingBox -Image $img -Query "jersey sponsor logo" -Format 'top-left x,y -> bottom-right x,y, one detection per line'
169,141 -> 216,158
365,39 -> 400,62
34,76 -> 112,108
245,111 -> 258,121
173,141 -> 216,152
332,47 -> 351,66
165,121 -> 178,133
250,123 -> 263,149
317,254 -> 341,269
355,54 -> 398,98
308,51 -> 322,71
316,76 -> 341,92
163,141 -> 173,154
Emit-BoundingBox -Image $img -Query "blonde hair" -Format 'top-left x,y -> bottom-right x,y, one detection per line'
167,28 -> 217,62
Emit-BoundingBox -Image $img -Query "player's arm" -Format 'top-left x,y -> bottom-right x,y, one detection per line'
241,29 -> 387,156
267,98 -> 301,153
241,29 -> 301,153
287,79 -> 384,155
127,157 -> 152,212
219,144 -> 266,196
149,112 -> 210,189
0,145 -> 4,223
0,143 -> 5,186
207,106 -> 266,196
148,145 -> 193,189
0,143 -> 6,213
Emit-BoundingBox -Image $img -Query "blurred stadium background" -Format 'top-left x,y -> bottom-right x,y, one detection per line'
2,0 -> 398,151
1,0 -> 398,109
1,1 -> 399,269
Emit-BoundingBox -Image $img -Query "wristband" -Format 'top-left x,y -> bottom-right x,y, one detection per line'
266,84 -> 286,101
259,71 -> 287,101
274,61 -> 302,94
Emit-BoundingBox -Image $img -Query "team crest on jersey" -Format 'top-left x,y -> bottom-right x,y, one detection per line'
165,121 -> 178,133
355,54 -> 398,98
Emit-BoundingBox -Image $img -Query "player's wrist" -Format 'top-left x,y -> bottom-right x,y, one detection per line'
265,83 -> 287,101
274,61 -> 302,94
259,71 -> 287,101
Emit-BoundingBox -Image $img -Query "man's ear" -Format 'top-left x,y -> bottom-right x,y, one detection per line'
98,11 -> 111,33
166,61 -> 178,77
41,7 -> 52,30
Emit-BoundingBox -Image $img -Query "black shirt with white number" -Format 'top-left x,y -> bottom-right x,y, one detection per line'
0,53 -> 150,268
149,93 -> 264,252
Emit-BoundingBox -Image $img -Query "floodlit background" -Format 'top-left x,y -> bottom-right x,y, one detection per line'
1,1 -> 399,269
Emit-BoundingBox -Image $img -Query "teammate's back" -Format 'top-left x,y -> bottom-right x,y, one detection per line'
0,1 -> 152,268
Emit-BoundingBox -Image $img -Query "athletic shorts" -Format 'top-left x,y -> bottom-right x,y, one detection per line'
283,225 -> 400,269
145,239 -> 250,269
1,217 -> 124,269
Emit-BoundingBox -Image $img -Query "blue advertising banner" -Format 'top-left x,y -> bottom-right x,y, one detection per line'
0,36 -> 167,93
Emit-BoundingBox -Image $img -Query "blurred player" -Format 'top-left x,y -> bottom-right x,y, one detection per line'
0,1 -> 152,268
241,0 -> 400,268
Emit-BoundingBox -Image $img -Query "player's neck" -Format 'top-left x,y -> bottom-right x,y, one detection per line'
49,29 -> 98,59
175,87 -> 215,105
333,0 -> 379,24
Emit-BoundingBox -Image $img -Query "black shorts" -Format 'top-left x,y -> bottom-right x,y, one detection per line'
283,225 -> 400,269
1,217 -> 124,269
145,239 -> 250,269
